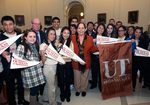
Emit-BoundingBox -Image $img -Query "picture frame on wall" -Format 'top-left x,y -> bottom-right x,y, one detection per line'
97,13 -> 106,24
44,16 -> 52,25
128,10 -> 139,24
15,15 -> 25,25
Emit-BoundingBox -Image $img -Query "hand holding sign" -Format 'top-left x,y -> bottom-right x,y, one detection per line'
59,44 -> 85,63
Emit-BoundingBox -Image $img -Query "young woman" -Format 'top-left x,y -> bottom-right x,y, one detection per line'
15,29 -> 45,105
127,26 -> 135,39
105,23 -> 116,38
132,27 -> 147,91
70,24 -> 77,36
90,23 -> 105,91
57,26 -> 74,102
40,27 -> 61,105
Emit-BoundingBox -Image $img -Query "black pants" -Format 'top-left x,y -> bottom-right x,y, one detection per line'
30,85 -> 40,96
4,69 -> 24,105
57,62 -> 72,99
91,54 -> 101,89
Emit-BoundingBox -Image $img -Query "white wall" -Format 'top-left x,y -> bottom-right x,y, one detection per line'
0,0 -> 150,31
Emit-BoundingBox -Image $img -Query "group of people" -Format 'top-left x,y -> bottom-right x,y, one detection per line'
0,15 -> 150,105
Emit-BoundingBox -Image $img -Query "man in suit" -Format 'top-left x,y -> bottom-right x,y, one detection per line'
31,18 -> 46,99
31,18 -> 45,44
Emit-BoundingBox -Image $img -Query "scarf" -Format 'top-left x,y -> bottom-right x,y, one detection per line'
76,34 -> 87,73
25,40 -> 39,58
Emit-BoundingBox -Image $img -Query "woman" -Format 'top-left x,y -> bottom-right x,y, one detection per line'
126,26 -> 135,38
93,22 -> 99,33
132,27 -> 147,91
15,29 -> 45,105
105,23 -> 116,38
40,27 -> 61,105
72,23 -> 99,97
70,24 -> 77,36
117,25 -> 136,52
57,26 -> 74,102
90,23 -> 105,91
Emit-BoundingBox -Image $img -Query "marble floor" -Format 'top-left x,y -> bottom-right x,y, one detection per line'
21,80 -> 150,105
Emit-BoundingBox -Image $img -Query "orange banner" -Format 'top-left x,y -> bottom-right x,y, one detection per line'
99,41 -> 133,100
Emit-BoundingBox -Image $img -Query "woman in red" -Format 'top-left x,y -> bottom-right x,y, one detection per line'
72,23 -> 99,97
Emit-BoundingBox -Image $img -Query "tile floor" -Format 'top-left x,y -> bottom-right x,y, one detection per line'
22,80 -> 150,105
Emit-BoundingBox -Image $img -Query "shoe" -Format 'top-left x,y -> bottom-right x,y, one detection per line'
56,102 -> 62,105
60,97 -> 65,102
75,92 -> 80,96
18,99 -> 29,105
66,97 -> 70,102
89,80 -> 93,84
90,85 -> 97,89
82,92 -> 86,97
142,85 -> 147,88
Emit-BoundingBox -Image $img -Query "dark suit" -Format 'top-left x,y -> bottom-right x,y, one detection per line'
39,31 -> 46,44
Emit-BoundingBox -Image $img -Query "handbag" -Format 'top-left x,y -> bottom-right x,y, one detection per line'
0,81 -> 8,104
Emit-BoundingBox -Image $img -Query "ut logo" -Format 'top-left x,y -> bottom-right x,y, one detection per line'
103,59 -> 130,78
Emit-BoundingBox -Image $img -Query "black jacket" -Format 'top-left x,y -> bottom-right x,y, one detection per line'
0,30 -> 21,71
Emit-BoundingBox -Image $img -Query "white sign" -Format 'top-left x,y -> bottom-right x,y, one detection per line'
97,36 -> 119,44
135,46 -> 150,57
0,34 -> 22,54
10,53 -> 40,69
45,44 -> 65,64
59,44 -> 85,63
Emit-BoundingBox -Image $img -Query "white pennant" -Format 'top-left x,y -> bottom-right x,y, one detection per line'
59,44 -> 85,63
45,44 -> 65,64
135,46 -> 150,57
0,34 -> 22,54
96,36 -> 119,44
10,53 -> 40,69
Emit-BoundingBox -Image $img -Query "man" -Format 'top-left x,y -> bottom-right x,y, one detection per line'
116,21 -> 122,29
80,18 -> 86,25
85,21 -> 96,38
31,18 -> 45,44
1,15 -> 29,105
109,18 -> 115,25
52,17 -> 61,39
70,17 -> 78,26
99,15 -> 105,23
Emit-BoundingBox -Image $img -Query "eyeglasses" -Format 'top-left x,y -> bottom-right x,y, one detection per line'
72,21 -> 78,23
32,23 -> 41,25
118,30 -> 124,32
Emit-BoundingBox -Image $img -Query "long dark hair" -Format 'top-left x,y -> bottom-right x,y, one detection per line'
126,26 -> 135,39
133,26 -> 144,40
59,26 -> 71,47
105,23 -> 116,38
45,27 -> 56,49
96,23 -> 106,36
21,29 -> 40,60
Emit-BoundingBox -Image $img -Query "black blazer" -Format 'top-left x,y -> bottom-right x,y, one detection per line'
39,31 -> 46,44
0,30 -> 21,71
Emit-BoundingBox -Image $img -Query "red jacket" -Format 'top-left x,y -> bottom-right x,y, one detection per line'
72,35 -> 98,70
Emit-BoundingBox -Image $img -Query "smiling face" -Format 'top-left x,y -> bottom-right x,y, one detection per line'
70,26 -> 76,35
128,27 -> 134,35
97,25 -> 104,35
25,32 -> 36,44
135,29 -> 141,40
107,25 -> 113,35
48,30 -> 56,43
2,20 -> 15,35
62,29 -> 70,41
118,27 -> 125,38
31,18 -> 41,33
77,23 -> 86,36
52,19 -> 60,30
